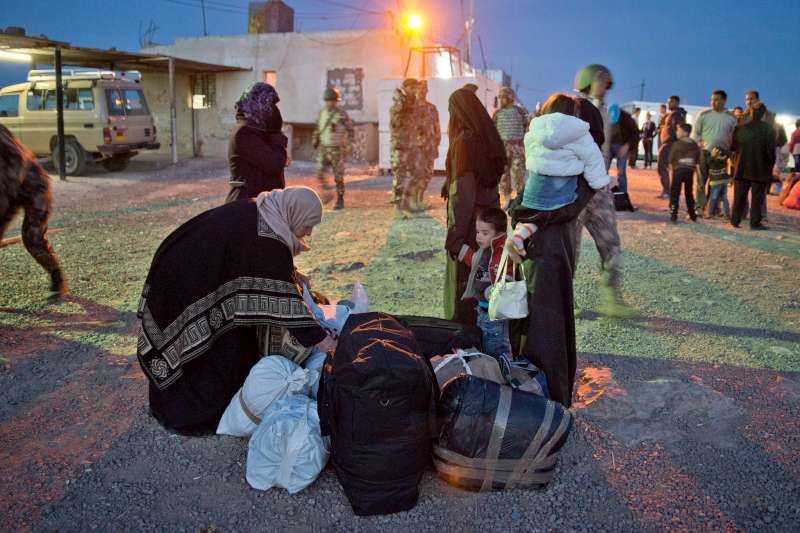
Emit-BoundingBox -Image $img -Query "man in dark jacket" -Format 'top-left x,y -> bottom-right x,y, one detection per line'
641,112 -> 657,168
730,104 -> 776,230
657,96 -> 687,198
627,107 -> 642,168
610,108 -> 639,192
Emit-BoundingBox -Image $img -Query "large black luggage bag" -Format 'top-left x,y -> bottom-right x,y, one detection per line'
318,312 -> 437,516
393,315 -> 483,359
434,375 -> 572,491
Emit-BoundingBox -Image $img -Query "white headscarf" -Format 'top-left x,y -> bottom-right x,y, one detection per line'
256,187 -> 323,256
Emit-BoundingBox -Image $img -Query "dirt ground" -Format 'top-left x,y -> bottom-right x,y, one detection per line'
1,157 -> 799,532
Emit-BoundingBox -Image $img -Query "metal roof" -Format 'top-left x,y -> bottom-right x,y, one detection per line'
0,32 -> 249,73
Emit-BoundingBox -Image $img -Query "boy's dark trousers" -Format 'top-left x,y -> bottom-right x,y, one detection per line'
642,139 -> 654,168
731,179 -> 767,228
670,166 -> 697,220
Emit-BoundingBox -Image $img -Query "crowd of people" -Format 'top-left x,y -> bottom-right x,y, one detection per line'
2,60 -> 798,430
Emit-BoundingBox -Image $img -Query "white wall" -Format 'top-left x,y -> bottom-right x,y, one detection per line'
143,30 -> 422,125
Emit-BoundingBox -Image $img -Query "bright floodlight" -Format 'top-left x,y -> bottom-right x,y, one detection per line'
0,50 -> 33,62
406,14 -> 423,31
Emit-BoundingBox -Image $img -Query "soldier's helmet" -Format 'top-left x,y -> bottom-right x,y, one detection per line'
401,78 -> 419,91
323,87 -> 341,102
499,86 -> 515,101
574,64 -> 614,93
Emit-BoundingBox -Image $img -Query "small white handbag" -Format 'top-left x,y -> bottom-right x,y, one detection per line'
488,245 -> 529,321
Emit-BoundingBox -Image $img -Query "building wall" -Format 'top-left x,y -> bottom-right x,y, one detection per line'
141,30 -> 431,161
143,30 -> 422,123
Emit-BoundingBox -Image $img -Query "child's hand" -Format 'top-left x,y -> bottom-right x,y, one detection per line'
506,238 -> 525,264
507,223 -> 537,263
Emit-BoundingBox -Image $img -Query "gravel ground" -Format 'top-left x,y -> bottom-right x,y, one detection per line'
1,158 -> 799,532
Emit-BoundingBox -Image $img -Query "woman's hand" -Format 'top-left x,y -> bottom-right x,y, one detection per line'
316,335 -> 337,354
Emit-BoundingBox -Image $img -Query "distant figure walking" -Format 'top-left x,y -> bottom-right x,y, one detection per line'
313,87 -> 354,210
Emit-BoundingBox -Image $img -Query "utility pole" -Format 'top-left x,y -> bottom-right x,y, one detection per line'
54,46 -> 66,181
200,0 -> 208,36
461,0 -> 474,65
640,79 -> 645,101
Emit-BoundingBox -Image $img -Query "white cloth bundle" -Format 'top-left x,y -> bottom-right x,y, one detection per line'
216,356 -> 317,437
246,395 -> 329,494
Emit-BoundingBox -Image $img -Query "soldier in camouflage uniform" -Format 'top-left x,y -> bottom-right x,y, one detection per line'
414,80 -> 441,210
389,80 -> 424,214
492,86 -> 529,202
313,87 -> 354,210
0,123 -> 68,298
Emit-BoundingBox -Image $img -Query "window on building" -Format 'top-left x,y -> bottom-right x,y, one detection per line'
189,74 -> 216,110
263,70 -> 277,87
0,94 -> 20,117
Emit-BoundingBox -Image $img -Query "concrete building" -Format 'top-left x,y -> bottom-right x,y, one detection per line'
141,3 -> 506,164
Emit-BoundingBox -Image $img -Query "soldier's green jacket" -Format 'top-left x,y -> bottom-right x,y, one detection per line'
417,101 -> 441,158
389,100 -> 416,153
313,107 -> 354,148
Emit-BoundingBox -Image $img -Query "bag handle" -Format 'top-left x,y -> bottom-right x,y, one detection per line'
433,351 -> 473,376
493,238 -> 525,287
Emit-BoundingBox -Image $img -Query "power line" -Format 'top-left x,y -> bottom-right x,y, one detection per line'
309,0 -> 386,16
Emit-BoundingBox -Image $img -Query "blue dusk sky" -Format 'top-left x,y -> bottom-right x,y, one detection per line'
1,0 -> 798,114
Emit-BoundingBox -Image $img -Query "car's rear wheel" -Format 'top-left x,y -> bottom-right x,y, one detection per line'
101,155 -> 131,172
51,139 -> 86,176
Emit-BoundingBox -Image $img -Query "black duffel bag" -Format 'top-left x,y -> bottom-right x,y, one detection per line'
318,312 -> 437,516
393,315 -> 483,359
434,375 -> 573,491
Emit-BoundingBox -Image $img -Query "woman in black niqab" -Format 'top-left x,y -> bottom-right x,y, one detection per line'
442,88 -> 507,325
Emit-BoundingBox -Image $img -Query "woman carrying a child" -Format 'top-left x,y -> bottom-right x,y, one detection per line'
507,93 -> 610,408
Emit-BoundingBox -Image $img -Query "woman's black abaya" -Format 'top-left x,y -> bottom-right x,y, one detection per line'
520,221 -> 578,408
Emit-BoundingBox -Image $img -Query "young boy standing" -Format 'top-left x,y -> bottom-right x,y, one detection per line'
458,207 -> 514,360
669,123 -> 702,222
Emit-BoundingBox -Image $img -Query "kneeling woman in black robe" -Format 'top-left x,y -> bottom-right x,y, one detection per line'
137,187 -> 334,435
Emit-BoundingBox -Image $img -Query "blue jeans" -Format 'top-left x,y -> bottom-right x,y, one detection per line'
610,143 -> 629,192
476,308 -> 511,360
707,183 -> 730,217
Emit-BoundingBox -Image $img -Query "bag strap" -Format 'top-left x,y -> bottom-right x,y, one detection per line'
239,391 -> 262,426
479,385 -> 513,492
493,240 -> 525,287
433,352 -> 473,376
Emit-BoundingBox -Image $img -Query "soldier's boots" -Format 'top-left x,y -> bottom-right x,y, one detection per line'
333,193 -> 345,211
320,184 -> 336,206
413,189 -> 430,211
597,274 -> 635,319
49,268 -> 69,299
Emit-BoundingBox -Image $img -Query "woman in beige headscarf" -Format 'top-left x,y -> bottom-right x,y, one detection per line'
138,186 -> 334,435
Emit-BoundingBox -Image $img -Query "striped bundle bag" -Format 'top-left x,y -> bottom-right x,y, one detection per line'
433,375 -> 572,491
